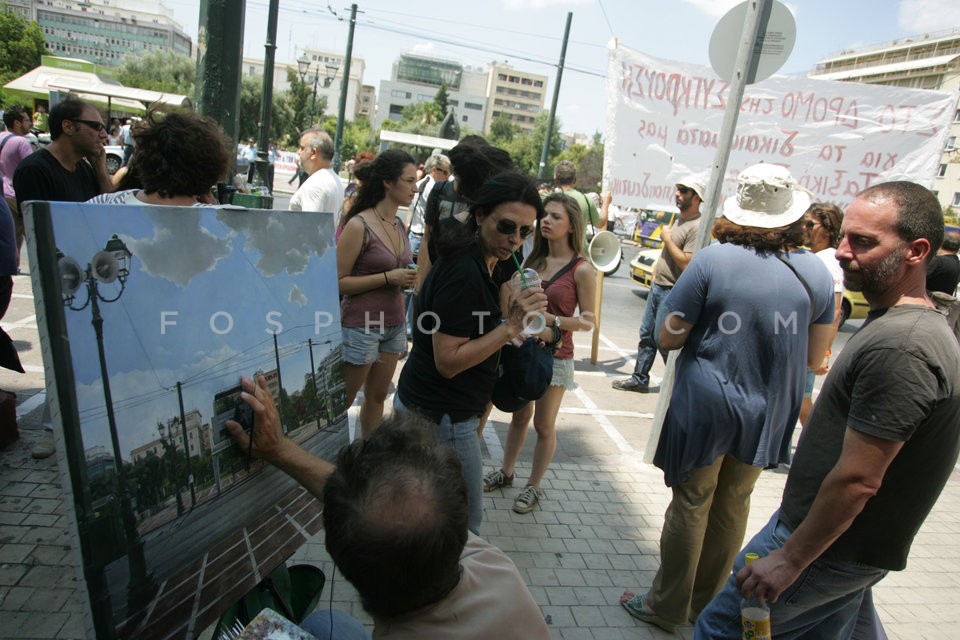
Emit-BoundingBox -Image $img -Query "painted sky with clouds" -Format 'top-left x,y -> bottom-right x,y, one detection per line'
42,202 -> 340,459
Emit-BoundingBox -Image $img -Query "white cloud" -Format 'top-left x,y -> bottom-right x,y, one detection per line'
410,42 -> 437,56
289,284 -> 307,307
216,210 -> 335,278
122,209 -> 231,288
899,0 -> 960,34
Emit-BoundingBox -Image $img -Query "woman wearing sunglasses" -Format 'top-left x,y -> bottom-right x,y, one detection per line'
396,171 -> 548,534
482,192 -> 597,514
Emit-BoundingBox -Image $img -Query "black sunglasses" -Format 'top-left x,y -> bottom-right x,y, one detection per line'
676,186 -> 692,195
495,219 -> 535,239
72,119 -> 107,132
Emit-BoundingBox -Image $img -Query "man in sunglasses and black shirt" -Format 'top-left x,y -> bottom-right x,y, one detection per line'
613,176 -> 705,394
14,98 -> 114,214
12,98 -> 114,460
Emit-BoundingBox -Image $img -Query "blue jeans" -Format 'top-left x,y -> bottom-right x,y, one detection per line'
393,395 -> 484,534
300,609 -> 371,640
631,283 -> 672,386
695,511 -> 888,640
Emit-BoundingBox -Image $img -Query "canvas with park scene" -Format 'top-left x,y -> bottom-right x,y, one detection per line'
25,201 -> 348,639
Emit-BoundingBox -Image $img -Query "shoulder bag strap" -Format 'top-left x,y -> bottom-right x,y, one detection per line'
776,252 -> 815,321
0,133 -> 14,158
543,257 -> 583,290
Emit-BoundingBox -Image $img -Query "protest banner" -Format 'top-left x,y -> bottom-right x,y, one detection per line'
604,40 -> 956,209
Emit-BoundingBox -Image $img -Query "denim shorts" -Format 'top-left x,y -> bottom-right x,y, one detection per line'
341,323 -> 407,365
550,357 -> 576,390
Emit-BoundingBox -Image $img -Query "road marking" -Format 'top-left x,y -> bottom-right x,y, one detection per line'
17,391 -> 46,418
22,365 -> 44,373
11,292 -> 34,299
5,314 -> 36,330
572,385 -> 635,453
560,407 -> 653,419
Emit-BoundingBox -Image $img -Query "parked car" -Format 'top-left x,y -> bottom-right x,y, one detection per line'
34,132 -> 124,175
630,245 -> 870,327
840,289 -> 868,326
629,247 -> 659,289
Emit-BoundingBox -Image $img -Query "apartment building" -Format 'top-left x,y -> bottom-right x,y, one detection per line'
484,63 -> 548,134
18,0 -> 191,67
241,49 -> 371,123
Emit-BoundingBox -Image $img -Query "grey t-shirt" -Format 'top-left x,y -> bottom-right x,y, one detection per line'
653,213 -> 701,287
780,305 -> 960,570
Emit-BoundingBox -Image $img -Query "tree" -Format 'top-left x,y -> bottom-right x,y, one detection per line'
115,49 -> 195,95
0,6 -> 46,103
488,114 -> 520,146
434,83 -> 449,114
499,112 -> 564,176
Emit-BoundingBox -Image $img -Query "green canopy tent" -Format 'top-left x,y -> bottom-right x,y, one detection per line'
3,55 -> 191,118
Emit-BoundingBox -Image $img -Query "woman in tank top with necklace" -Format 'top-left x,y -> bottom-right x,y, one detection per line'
337,149 -> 418,437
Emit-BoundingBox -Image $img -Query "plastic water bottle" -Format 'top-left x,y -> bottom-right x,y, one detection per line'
509,268 -> 543,336
741,553 -> 772,639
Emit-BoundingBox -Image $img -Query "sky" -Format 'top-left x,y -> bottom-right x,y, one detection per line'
46,202 -> 341,458
163,0 -> 960,137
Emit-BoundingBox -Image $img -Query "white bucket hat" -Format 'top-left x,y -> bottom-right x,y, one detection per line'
676,175 -> 706,202
721,164 -> 810,229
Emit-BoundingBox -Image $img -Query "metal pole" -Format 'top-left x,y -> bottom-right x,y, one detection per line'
537,12 -> 572,180
311,68 -> 319,125
308,338 -> 320,429
176,381 -> 195,508
273,332 -> 285,433
89,283 -> 155,610
333,4 -> 358,173
254,0 -> 280,194
644,0 -> 773,464
195,0 -> 245,165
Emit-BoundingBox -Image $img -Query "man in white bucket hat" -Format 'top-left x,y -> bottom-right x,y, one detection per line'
613,174 -> 706,394
695,179 -> 960,638
620,163 -> 837,633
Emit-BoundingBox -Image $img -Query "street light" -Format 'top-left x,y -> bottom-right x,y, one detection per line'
59,234 -> 156,611
297,54 -> 340,125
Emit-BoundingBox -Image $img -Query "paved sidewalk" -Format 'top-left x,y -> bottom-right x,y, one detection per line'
2,413 -> 959,639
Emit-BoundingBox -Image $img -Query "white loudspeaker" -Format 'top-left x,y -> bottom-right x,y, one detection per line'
588,230 -> 622,275
90,250 -> 119,284
58,256 -> 84,297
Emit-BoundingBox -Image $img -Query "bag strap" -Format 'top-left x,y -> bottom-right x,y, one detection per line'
776,252 -> 815,321
543,257 -> 583,290
0,133 -> 14,158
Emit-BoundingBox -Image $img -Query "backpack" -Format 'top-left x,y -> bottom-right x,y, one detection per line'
930,290 -> 960,342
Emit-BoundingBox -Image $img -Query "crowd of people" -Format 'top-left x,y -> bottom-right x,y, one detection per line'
2,97 -> 959,639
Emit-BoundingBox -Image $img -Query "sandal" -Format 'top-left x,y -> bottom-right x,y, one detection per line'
619,591 -> 678,634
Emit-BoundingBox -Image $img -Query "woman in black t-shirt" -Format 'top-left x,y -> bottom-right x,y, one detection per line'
396,171 -> 547,534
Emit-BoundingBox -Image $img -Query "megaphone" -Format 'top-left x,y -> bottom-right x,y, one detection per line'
90,250 -> 119,284
588,230 -> 622,276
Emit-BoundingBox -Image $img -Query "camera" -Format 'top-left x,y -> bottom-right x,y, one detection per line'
233,397 -> 254,434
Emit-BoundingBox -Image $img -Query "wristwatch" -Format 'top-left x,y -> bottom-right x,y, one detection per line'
553,314 -> 562,328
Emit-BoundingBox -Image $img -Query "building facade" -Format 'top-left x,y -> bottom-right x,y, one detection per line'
19,0 -> 191,68
241,48 -> 370,123
131,409 -> 211,462
484,63 -> 548,134
376,54 -> 489,133
809,28 -> 960,214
